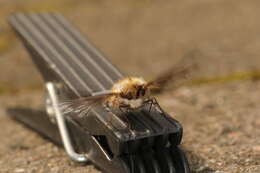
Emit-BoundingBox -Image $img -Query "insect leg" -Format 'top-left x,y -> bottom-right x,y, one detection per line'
119,106 -> 126,114
147,99 -> 153,113
119,105 -> 133,129
143,98 -> 154,113
150,97 -> 165,113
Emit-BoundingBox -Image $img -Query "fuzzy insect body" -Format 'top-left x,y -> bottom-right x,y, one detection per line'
105,77 -> 151,109
60,57 -> 193,117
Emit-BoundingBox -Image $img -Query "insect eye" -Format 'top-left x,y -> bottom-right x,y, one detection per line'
136,86 -> 142,97
141,88 -> 146,96
126,92 -> 133,100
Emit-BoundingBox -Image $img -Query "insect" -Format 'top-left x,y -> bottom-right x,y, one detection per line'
60,55 -> 195,118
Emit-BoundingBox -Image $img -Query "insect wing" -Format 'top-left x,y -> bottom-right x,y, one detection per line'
147,50 -> 199,92
59,93 -> 113,117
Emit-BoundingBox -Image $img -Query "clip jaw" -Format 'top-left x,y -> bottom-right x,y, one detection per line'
8,13 -> 190,173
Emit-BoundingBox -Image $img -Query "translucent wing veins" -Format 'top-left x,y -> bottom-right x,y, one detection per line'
59,93 -> 115,117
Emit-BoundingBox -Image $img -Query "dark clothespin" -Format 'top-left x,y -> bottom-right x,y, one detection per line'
8,13 -> 190,173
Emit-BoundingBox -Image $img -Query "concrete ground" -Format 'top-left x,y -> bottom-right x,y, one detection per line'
0,0 -> 259,172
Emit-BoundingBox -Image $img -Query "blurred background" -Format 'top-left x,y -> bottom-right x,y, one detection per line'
0,0 -> 259,172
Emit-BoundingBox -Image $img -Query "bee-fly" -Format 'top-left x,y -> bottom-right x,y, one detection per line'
60,56 -> 194,118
